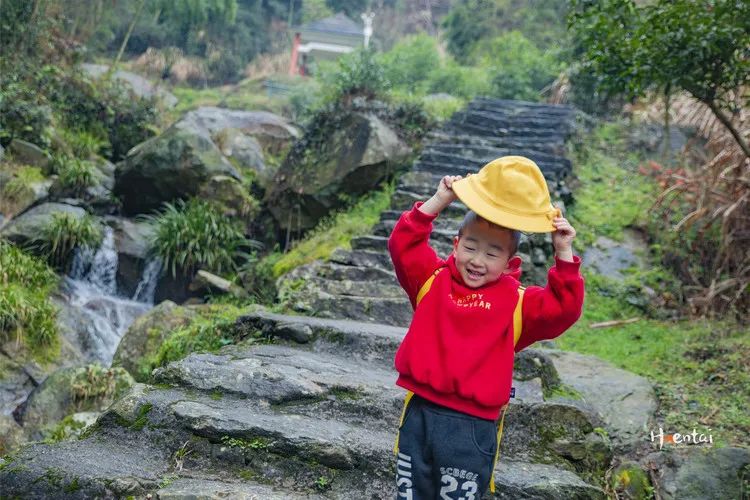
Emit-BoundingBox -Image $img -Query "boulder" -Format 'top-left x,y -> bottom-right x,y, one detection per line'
266,111 -> 411,233
111,301 -> 199,381
0,414 -> 24,455
0,202 -> 89,248
189,270 -> 249,299
106,216 -> 155,298
81,63 -> 178,108
17,363 -> 134,440
0,169 -> 52,222
212,128 -> 269,184
180,106 -> 299,155
8,139 -> 50,169
197,175 -> 259,221
646,447 -> 750,500
113,122 -> 241,216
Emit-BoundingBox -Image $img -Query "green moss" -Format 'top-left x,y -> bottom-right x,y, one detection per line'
544,383 -> 584,401
63,476 -> 81,493
116,403 -> 153,431
220,435 -> 270,451
43,415 -> 89,444
269,183 -> 394,278
142,305 -> 256,374
210,390 -> 223,401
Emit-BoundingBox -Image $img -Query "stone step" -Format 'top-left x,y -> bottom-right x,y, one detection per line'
311,262 -> 395,282
425,143 -> 571,171
295,275 -> 407,299
151,343 -> 607,471
493,460 -> 606,499
300,293 -> 414,327
350,232 -> 453,259
443,121 -> 569,142
450,112 -> 575,136
157,478 -> 327,500
468,97 -> 576,116
389,190 -> 467,218
424,131 -> 568,154
372,220 -> 456,247
329,248 -> 392,270
413,155 -> 569,181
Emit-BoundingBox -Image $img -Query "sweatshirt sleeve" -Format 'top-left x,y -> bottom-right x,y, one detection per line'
514,256 -> 585,352
387,201 -> 445,309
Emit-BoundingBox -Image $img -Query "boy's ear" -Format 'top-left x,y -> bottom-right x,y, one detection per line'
452,235 -> 459,253
502,255 -> 522,274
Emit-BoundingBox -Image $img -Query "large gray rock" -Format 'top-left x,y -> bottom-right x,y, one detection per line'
113,122 -> 241,215
0,202 -> 90,248
212,127 -> 269,183
266,111 -> 411,233
111,301 -> 199,381
106,216 -> 155,297
17,364 -> 134,440
646,447 -> 750,500
81,63 -> 178,108
542,349 -> 656,453
180,106 -> 299,155
8,139 -> 51,169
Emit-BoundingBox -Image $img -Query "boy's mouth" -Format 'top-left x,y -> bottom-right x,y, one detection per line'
466,269 -> 484,280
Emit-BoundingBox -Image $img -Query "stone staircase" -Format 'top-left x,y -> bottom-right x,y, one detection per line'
279,98 -> 577,326
1,99 -> 657,498
0,311 -> 647,498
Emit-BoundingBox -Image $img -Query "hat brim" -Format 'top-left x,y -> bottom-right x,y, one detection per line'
452,177 -> 557,233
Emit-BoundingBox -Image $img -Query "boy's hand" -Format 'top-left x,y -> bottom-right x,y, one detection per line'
419,175 -> 464,215
436,175 -> 463,204
552,217 -> 576,262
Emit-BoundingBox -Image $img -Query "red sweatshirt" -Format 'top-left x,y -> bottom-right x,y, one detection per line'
388,202 -> 585,420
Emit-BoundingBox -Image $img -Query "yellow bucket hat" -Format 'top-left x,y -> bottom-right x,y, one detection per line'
451,156 -> 559,233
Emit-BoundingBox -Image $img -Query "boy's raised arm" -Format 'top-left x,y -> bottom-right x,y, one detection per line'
515,216 -> 584,351
387,175 -> 462,307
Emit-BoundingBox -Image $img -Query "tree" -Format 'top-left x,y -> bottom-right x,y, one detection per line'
569,0 -> 750,157
109,0 -> 238,73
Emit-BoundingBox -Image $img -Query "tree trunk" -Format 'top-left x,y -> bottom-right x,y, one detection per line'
108,0 -> 147,79
662,83 -> 672,164
705,99 -> 750,159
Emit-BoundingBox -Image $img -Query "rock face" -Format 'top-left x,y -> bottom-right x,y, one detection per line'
646,447 -> 750,500
111,301 -> 199,381
7,139 -> 51,169
0,311 -> 626,498
266,110 -> 412,234
278,99 -> 577,324
16,364 -> 134,440
180,106 -> 300,155
0,202 -> 91,249
114,122 -> 241,216
80,63 -> 178,108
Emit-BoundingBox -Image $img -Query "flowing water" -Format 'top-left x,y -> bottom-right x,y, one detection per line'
59,227 -> 161,365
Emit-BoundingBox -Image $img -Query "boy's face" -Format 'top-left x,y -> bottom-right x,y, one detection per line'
452,219 -> 514,288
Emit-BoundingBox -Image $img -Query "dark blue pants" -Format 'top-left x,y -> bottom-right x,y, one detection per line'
395,395 -> 498,499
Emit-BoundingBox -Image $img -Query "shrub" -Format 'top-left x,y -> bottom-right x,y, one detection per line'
55,156 -> 97,196
326,48 -> 390,102
146,199 -> 249,278
36,213 -> 103,268
379,34 -> 441,91
425,61 -> 492,100
473,31 -> 562,101
58,128 -> 109,159
0,241 -> 59,350
0,81 -> 53,148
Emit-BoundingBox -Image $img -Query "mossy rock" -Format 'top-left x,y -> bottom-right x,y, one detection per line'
112,301 -> 199,382
612,462 -> 652,500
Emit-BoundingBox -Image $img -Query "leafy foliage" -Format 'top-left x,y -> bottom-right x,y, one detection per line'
146,199 -> 250,278
0,82 -> 53,148
55,156 -> 97,197
569,0 -> 750,152
36,213 -> 103,269
379,34 -> 441,91
328,48 -> 390,102
474,31 -> 563,101
70,363 -> 134,409
0,242 -> 59,350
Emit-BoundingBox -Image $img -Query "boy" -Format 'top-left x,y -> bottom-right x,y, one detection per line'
388,156 -> 584,499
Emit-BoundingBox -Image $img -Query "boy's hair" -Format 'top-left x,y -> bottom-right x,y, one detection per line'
457,210 -> 521,254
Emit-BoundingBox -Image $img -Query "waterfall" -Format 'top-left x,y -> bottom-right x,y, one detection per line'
61,227 -> 158,366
